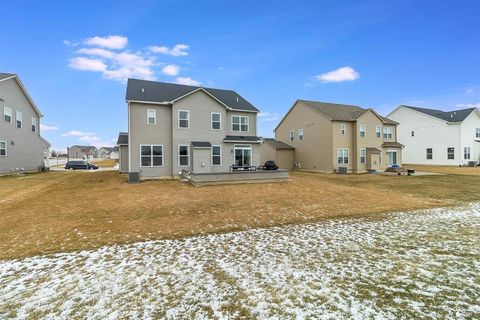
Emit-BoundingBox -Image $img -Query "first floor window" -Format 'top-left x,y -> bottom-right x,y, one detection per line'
178,110 -> 189,128
337,148 -> 349,164
476,128 -> 480,138
376,126 -> 381,138
232,115 -> 248,132
464,147 -> 471,160
426,148 -> 433,160
147,109 -> 156,125
360,148 -> 366,164
178,145 -> 190,166
383,127 -> 392,139
16,111 -> 22,128
141,145 -> 163,167
211,113 -> 221,130
212,145 -> 221,165
290,131 -> 294,142
447,147 -> 455,160
31,116 -> 37,132
298,129 -> 304,141
0,141 -> 6,156
4,107 -> 12,123
359,124 -> 366,137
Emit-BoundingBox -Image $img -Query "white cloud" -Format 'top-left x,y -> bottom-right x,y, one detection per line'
149,44 -> 189,56
258,112 -> 279,122
62,130 -> 114,147
76,48 -> 114,59
315,66 -> 360,83
162,64 -> 180,76
62,130 -> 96,137
69,57 -> 107,72
466,88 -> 474,94
455,103 -> 480,108
176,77 -> 201,86
40,124 -> 59,131
84,35 -> 128,49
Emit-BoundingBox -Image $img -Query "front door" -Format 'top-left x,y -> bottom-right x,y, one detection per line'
234,145 -> 252,167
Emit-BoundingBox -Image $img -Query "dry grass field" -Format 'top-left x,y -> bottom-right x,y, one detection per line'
406,164 -> 480,175
2,170 -> 480,260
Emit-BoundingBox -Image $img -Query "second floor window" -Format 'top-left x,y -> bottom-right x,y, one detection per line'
290,131 -> 294,142
476,128 -> 480,138
16,111 -> 22,129
4,107 -> 12,123
340,123 -> 346,135
31,116 -> 37,132
179,110 -> 189,128
232,115 -> 248,132
359,124 -> 366,137
464,147 -> 471,160
337,148 -> 349,164
376,126 -> 381,138
383,127 -> 392,139
447,147 -> 455,160
426,148 -> 433,160
147,109 -> 156,124
298,129 -> 304,141
211,113 -> 221,130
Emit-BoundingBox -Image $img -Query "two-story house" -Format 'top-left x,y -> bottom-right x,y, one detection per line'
124,79 -> 261,179
0,73 -> 50,174
274,100 -> 402,173
387,105 -> 480,165
68,145 -> 97,160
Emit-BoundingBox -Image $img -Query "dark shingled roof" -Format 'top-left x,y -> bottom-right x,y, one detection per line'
263,138 -> 295,150
402,105 -> 476,122
191,141 -> 211,148
117,132 -> 128,145
366,147 -> 382,154
298,100 -> 397,124
0,73 -> 15,81
126,78 -> 259,112
382,142 -> 404,148
224,135 -> 262,143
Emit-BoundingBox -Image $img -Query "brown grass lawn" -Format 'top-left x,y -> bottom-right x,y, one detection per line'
90,159 -> 118,168
1,170 -> 480,260
406,164 -> 480,175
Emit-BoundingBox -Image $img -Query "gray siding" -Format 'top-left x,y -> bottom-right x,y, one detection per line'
0,78 -> 48,174
119,145 -> 128,173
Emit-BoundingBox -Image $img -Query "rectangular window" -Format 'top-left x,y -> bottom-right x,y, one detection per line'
337,148 -> 349,164
178,145 -> 190,166
464,147 -> 471,160
360,148 -> 366,164
31,116 -> 37,132
476,128 -> 480,138
340,123 -> 346,135
212,145 -> 221,166
290,131 -> 294,142
383,127 -> 392,139
4,107 -> 12,123
211,112 -> 221,130
359,124 -> 366,137
447,147 -> 455,160
376,126 -> 381,138
178,110 -> 189,128
232,115 -> 248,132
140,145 -> 163,167
0,141 -> 6,156
298,129 -> 304,141
16,111 -> 22,128
426,148 -> 433,160
411,131 -> 415,137
147,109 -> 156,125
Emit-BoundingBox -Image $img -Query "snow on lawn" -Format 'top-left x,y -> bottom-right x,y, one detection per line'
1,204 -> 480,319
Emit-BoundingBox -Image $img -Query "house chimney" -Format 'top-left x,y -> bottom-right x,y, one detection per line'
141,88 -> 145,93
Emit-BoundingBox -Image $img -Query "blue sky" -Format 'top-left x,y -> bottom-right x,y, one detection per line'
1,0 -> 479,151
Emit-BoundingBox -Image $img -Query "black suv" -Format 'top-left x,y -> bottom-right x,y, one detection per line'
65,161 -> 98,170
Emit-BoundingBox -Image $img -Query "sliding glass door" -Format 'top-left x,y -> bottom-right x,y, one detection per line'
234,145 -> 252,167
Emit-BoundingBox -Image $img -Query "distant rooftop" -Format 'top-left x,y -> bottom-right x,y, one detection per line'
401,105 -> 476,122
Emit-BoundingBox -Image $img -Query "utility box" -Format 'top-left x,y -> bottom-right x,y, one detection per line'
337,167 -> 348,174
468,161 -> 477,167
128,172 -> 140,183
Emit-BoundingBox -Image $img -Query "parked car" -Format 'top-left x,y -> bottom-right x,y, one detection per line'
65,161 -> 98,170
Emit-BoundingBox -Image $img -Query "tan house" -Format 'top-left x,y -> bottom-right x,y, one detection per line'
260,138 -> 294,170
274,100 -> 403,173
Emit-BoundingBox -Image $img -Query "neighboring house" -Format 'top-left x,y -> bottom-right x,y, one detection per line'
125,79 -> 261,179
0,73 -> 50,174
274,100 -> 402,173
68,145 -> 97,160
109,146 -> 119,160
97,147 -> 114,158
260,138 -> 295,170
387,105 -> 480,165
117,132 -> 128,173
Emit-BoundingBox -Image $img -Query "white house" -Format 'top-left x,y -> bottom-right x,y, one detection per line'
387,105 -> 480,165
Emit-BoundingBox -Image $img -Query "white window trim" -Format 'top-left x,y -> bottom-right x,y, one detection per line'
178,110 -> 190,129
4,107 -> 12,123
426,148 -> 433,160
178,144 -> 190,166
211,145 -> 222,166
16,111 -> 22,129
31,116 -> 37,132
290,131 -> 294,142
340,123 -> 346,135
447,147 -> 455,160
383,127 -> 392,139
337,148 -> 349,164
0,141 -> 7,157
233,144 -> 252,166
360,148 -> 366,164
231,115 -> 249,132
476,128 -> 480,138
139,144 -> 164,167
387,149 -> 398,165
211,112 -> 222,130
464,146 -> 471,160
298,129 -> 304,141
359,124 -> 366,137
147,109 -> 156,125
376,125 -> 382,138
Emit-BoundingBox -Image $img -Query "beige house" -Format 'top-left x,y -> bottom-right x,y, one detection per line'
274,100 -> 403,173
68,145 -> 97,160
260,138 -> 294,170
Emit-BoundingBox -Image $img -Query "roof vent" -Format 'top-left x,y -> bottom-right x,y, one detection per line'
236,96 -> 239,103
141,88 -> 145,93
